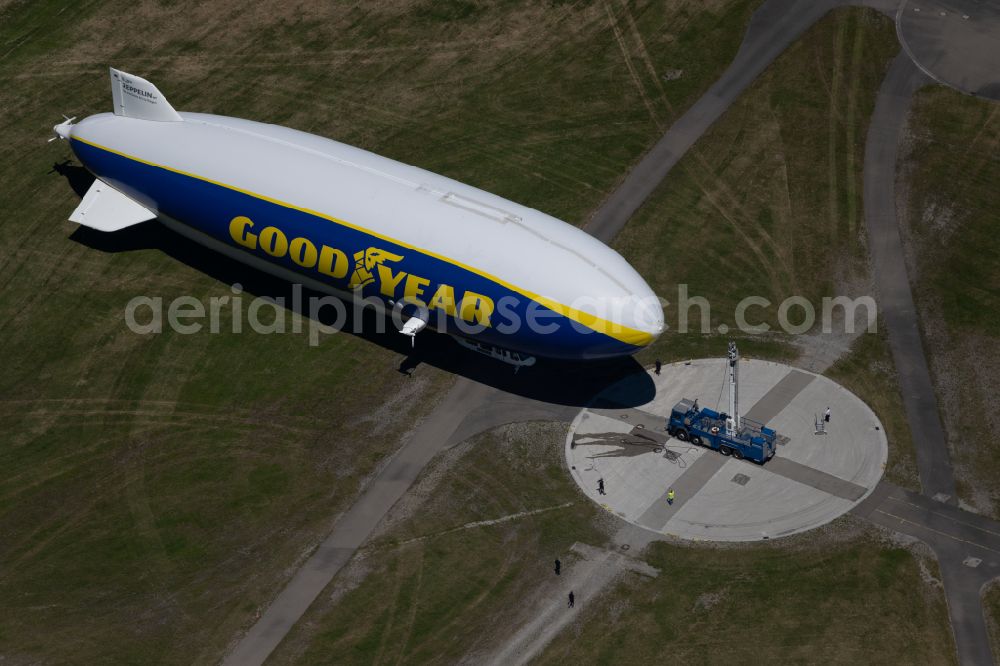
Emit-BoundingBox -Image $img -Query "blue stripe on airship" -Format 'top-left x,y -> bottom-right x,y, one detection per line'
70,138 -> 644,360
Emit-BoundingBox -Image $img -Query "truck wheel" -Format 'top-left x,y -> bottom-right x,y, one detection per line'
733,449 -> 744,461
690,435 -> 702,446
667,428 -> 676,437
719,446 -> 732,456
675,430 -> 689,442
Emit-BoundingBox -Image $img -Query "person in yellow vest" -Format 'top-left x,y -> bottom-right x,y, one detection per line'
667,488 -> 676,505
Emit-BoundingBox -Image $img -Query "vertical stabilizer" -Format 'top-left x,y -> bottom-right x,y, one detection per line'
110,67 -> 182,122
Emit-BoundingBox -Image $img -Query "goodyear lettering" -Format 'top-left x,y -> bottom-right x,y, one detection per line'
318,246 -> 349,279
350,248 -> 404,289
258,226 -> 288,257
459,292 -> 495,327
229,215 -> 494,326
230,216 -> 257,249
428,284 -> 457,317
289,237 -> 318,268
375,263 -> 407,298
403,274 -> 431,304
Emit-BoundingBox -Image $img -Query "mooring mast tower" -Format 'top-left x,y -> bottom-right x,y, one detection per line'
726,341 -> 739,438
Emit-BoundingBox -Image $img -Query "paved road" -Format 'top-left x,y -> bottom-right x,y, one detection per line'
898,0 -> 1000,100
854,481 -> 1000,666
860,45 -> 997,665
862,52 -> 956,502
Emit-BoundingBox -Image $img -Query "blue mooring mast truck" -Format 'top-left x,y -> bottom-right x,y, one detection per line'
666,398 -> 777,463
664,342 -> 777,464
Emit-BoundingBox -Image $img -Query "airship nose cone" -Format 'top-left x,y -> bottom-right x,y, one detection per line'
633,290 -> 665,337
589,281 -> 664,355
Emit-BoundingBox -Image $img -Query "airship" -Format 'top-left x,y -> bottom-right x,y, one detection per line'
53,68 -> 663,364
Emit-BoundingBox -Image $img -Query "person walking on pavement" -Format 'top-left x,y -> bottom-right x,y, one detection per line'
667,488 -> 676,505
554,559 -> 561,576
568,591 -> 575,608
655,359 -> 662,375
824,406 -> 831,423
598,478 -> 606,496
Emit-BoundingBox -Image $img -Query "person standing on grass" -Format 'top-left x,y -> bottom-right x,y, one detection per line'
555,559 -> 561,576
568,591 -> 575,608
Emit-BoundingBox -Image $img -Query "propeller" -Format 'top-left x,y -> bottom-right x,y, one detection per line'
48,115 -> 76,143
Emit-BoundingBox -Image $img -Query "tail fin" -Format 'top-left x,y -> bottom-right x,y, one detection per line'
109,68 -> 182,122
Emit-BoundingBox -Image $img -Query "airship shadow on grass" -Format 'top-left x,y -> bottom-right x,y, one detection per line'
58,162 -> 655,409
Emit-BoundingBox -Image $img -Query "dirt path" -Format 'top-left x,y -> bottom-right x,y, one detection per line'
476,543 -> 657,666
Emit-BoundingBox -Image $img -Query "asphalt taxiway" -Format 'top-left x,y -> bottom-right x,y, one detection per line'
898,0 -> 1000,99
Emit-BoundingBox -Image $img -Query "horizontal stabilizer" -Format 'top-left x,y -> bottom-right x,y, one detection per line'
110,67 -> 182,122
69,180 -> 157,231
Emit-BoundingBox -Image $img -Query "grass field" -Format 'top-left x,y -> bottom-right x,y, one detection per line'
0,0 -> 762,661
617,8 -> 918,487
269,422 -> 606,664
536,531 -> 956,664
617,7 -> 896,338
901,86 -> 1000,516
986,582 -> 1000,662
826,325 -> 918,489
269,422 -> 955,664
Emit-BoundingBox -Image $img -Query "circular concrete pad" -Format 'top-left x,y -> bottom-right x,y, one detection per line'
566,359 -> 887,542
898,0 -> 1000,99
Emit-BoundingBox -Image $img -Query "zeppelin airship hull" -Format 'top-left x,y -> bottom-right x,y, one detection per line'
59,70 -> 664,361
